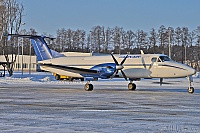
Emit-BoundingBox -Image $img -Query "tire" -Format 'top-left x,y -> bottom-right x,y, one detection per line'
188,87 -> 194,93
55,74 -> 60,80
128,83 -> 136,90
84,84 -> 93,91
69,77 -> 74,81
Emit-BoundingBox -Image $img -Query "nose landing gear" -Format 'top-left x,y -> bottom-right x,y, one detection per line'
128,81 -> 136,90
188,87 -> 194,93
84,81 -> 93,91
187,76 -> 194,94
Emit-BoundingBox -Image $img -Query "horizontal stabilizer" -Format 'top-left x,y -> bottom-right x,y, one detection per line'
4,34 -> 55,40
4,34 -> 64,61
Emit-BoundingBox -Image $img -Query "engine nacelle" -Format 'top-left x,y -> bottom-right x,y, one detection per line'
89,63 -> 116,79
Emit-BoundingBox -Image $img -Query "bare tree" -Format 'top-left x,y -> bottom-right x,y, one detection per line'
187,31 -> 196,64
181,27 -> 189,63
196,26 -> 200,48
72,29 -> 81,51
80,30 -> 86,51
91,26 -> 102,53
66,28 -> 73,50
158,25 -> 169,54
0,0 -> 24,76
195,26 -> 200,70
149,28 -> 158,53
135,30 -> 148,52
113,26 -> 124,54
56,28 -> 67,52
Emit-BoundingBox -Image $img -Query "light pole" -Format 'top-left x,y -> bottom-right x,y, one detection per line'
90,31 -> 92,56
17,38 -> 19,71
21,22 -> 25,76
185,45 -> 187,63
29,39 -> 31,75
168,30 -> 171,58
21,33 -> 24,76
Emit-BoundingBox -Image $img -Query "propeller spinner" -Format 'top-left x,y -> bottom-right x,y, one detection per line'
110,53 -> 128,80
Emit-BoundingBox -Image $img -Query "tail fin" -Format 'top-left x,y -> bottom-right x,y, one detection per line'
31,36 -> 65,61
31,36 -> 53,61
4,34 -> 65,61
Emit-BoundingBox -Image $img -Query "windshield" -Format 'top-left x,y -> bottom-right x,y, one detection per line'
159,56 -> 172,62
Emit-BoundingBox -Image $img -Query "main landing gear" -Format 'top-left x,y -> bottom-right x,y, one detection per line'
84,81 -> 93,91
187,76 -> 194,94
84,81 -> 137,91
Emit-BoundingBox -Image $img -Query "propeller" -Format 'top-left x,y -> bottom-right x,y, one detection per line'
142,56 -> 156,70
110,53 -> 128,80
142,55 -> 163,85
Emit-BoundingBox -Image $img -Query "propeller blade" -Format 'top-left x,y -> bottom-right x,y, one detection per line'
141,57 -> 147,69
120,55 -> 128,65
111,53 -> 119,65
116,70 -> 118,74
110,70 -> 118,79
110,53 -> 128,81
149,64 -> 153,70
149,61 -> 155,70
149,58 -> 156,70
121,70 -> 128,81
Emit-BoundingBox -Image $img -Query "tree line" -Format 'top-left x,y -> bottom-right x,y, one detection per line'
55,26 -> 200,64
4,25 -> 200,71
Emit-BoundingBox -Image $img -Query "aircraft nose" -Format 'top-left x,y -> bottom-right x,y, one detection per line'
188,67 -> 196,76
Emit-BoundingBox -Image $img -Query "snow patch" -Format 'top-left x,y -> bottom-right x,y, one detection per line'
40,76 -> 51,82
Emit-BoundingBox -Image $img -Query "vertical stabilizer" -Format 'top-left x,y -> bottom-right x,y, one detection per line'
31,36 -> 53,61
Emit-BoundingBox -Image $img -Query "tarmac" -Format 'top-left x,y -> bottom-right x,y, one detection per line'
0,77 -> 200,132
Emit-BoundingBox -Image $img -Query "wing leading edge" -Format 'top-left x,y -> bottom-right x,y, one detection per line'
40,63 -> 98,74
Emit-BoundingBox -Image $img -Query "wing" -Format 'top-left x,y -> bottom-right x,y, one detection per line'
40,63 -> 98,74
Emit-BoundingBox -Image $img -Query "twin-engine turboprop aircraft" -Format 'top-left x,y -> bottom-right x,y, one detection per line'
7,34 -> 196,93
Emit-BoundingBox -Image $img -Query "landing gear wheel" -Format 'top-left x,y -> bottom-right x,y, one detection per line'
55,74 -> 60,80
128,83 -> 136,90
69,77 -> 74,82
84,83 -> 93,91
188,87 -> 194,94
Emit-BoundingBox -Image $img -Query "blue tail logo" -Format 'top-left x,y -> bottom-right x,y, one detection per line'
31,36 -> 65,61
31,36 -> 53,61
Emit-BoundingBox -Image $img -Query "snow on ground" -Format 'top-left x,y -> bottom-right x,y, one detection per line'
0,71 -> 200,132
1,71 -> 199,93
1,71 -> 200,85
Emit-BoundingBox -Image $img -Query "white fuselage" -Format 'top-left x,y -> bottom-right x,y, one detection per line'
39,54 -> 196,79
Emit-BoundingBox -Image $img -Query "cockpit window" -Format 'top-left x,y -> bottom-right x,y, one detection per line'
159,56 -> 171,62
151,57 -> 157,62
